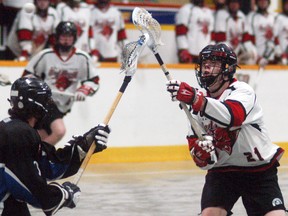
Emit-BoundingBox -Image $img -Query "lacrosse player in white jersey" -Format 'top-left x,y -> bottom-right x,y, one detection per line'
243,0 -> 278,67
175,0 -> 214,63
5,0 -> 59,61
22,21 -> 100,146
89,0 -> 128,62
56,0 -> 92,53
274,0 -> 288,65
166,43 -> 286,216
211,0 -> 250,64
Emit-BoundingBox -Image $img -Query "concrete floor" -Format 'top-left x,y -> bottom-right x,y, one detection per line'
28,160 -> 288,216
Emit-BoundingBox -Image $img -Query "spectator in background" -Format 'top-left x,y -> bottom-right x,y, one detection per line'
22,21 -> 100,146
89,0 -> 128,62
0,0 -> 33,59
175,0 -> 214,64
244,0 -> 279,67
212,0 -> 250,65
274,0 -> 288,65
56,0 -> 93,53
5,0 -> 59,61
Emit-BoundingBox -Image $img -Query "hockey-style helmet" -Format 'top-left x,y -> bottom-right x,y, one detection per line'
55,21 -> 77,52
9,77 -> 52,121
195,43 -> 238,89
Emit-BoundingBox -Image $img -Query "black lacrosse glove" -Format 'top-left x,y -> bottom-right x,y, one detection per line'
62,181 -> 81,208
77,124 -> 111,153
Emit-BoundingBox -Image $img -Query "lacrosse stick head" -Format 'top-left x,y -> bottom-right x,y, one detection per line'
120,33 -> 149,76
132,7 -> 163,52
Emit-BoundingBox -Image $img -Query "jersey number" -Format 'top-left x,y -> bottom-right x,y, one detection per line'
243,147 -> 264,162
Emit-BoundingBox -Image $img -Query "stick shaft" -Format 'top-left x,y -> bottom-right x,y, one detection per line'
154,52 -> 204,139
253,66 -> 264,91
73,76 -> 131,185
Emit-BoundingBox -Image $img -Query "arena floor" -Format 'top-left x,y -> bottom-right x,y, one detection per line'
28,159 -> 288,216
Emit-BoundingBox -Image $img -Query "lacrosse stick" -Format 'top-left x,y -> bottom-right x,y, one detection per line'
253,66 -> 264,92
0,73 -> 12,86
52,90 -> 75,97
73,33 -> 149,185
132,7 -> 204,140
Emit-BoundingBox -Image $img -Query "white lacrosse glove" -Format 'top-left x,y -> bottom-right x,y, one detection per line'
188,135 -> 217,170
166,79 -> 180,101
75,91 -> 86,101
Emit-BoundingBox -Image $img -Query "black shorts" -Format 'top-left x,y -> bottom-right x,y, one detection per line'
201,163 -> 286,216
36,102 -> 67,135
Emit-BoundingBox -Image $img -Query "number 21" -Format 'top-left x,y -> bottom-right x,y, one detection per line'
243,147 -> 264,162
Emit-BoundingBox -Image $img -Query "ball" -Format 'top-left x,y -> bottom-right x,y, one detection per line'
23,2 -> 36,14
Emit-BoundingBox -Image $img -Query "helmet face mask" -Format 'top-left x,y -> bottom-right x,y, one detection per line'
55,21 -> 77,52
196,43 -> 238,90
9,77 -> 53,121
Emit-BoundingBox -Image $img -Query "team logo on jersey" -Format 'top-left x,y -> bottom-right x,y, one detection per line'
33,31 -> 47,47
74,20 -> 85,38
259,25 -> 273,40
94,20 -> 114,39
49,67 -> 77,91
205,124 -> 240,155
197,20 -> 209,35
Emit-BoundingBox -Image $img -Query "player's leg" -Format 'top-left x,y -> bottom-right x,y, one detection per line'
201,171 -> 240,216
241,163 -> 286,216
36,102 -> 66,145
2,196 -> 31,216
40,118 -> 66,145
201,207 -> 227,216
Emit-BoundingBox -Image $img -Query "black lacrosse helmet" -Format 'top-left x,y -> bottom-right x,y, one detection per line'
195,43 -> 238,89
55,21 -> 77,52
9,77 -> 53,121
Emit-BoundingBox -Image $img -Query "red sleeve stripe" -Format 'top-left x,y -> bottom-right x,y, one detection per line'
242,32 -> 250,42
117,29 -> 127,41
175,24 -> 188,36
17,29 -> 33,41
242,32 -> 255,44
224,100 -> 246,127
214,32 -> 226,42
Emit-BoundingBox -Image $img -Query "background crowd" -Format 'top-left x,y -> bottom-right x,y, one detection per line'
0,0 -> 287,66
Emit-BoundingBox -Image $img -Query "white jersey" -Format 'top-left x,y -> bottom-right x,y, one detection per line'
56,2 -> 92,52
175,3 -> 214,56
274,13 -> 288,56
246,11 -> 277,60
6,7 -> 59,58
188,80 -> 284,171
89,5 -> 127,59
25,48 -> 99,113
212,9 -> 246,55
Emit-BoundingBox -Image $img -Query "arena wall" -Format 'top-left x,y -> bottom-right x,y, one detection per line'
0,62 -> 287,163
